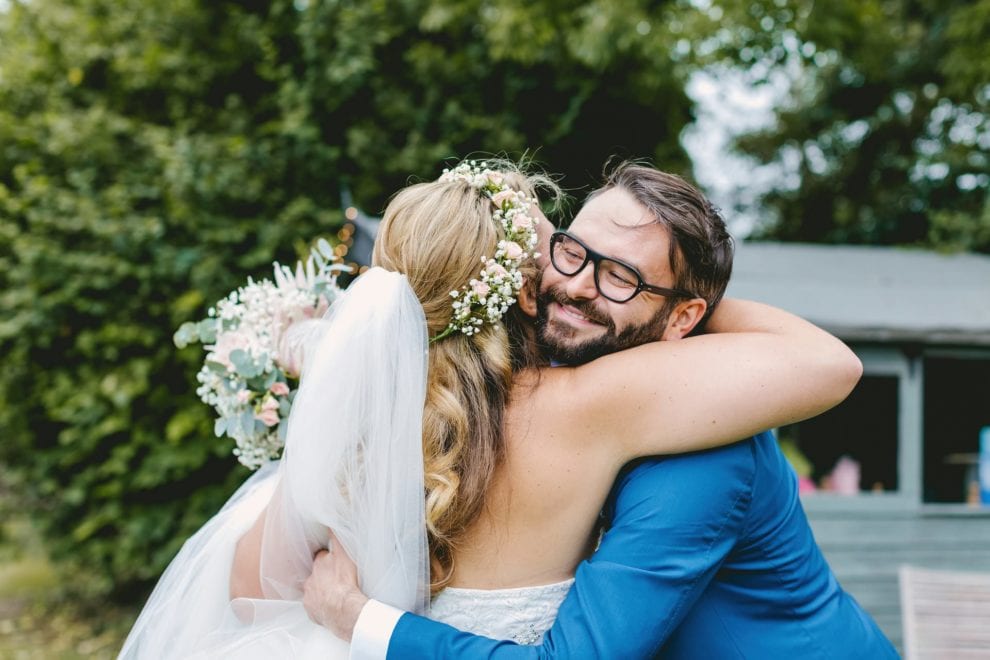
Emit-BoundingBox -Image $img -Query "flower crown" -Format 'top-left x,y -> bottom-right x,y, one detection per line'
431,161 -> 541,342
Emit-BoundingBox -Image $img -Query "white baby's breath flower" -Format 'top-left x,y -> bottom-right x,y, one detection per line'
433,161 -> 541,342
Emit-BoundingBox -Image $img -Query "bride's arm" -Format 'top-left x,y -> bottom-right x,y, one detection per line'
229,507 -> 266,600
561,298 -> 861,463
227,320 -> 327,601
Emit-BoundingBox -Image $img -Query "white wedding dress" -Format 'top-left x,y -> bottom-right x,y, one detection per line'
118,269 -> 571,659
431,579 -> 574,645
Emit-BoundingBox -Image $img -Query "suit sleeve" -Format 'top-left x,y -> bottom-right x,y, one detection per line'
383,442 -> 756,659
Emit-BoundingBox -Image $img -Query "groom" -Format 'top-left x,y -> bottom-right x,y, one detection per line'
304,164 -> 898,658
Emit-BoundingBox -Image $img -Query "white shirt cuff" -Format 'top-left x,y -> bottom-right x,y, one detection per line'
349,599 -> 405,660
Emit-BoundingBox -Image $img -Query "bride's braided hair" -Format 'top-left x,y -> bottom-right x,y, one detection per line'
372,160 -> 554,593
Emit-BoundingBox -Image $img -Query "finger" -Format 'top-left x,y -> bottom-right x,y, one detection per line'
327,528 -> 355,561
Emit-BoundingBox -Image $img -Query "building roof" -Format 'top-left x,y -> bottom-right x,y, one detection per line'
725,242 -> 990,346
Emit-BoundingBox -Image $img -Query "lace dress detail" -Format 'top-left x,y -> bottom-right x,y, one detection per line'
430,579 -> 574,645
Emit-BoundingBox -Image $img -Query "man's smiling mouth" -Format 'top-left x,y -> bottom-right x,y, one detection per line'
557,303 -> 602,326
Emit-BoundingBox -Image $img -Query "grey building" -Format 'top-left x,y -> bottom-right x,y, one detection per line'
727,241 -> 990,651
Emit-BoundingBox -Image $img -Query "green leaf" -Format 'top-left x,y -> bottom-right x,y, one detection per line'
229,349 -> 261,378
246,375 -> 268,391
173,322 -> 198,349
263,371 -> 277,389
238,411 -> 255,437
205,360 -> 228,374
196,319 -> 218,344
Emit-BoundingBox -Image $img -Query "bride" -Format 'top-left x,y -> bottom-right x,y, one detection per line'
119,160 -> 859,657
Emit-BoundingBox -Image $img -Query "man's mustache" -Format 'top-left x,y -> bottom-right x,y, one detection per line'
539,286 -> 613,329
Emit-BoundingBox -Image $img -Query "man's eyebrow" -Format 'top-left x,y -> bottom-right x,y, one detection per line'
607,212 -> 656,231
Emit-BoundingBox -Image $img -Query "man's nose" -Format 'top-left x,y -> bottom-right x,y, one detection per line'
564,261 -> 599,300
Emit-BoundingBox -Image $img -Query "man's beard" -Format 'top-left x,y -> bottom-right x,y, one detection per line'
535,285 -> 676,365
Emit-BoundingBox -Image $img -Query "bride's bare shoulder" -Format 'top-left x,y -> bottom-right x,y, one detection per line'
508,365 -> 616,447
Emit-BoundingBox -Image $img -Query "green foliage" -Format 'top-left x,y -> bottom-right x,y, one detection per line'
0,0 -> 699,603
700,0 -> 990,252
0,0 -> 337,602
288,0 -> 696,206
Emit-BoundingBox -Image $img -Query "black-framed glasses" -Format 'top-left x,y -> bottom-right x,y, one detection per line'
549,230 -> 697,303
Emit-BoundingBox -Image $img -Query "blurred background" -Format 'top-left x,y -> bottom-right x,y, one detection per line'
1,0 -> 988,656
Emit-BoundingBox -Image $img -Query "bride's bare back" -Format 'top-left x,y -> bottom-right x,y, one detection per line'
452,370 -> 617,587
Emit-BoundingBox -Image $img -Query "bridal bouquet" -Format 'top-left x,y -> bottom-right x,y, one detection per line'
174,240 -> 348,469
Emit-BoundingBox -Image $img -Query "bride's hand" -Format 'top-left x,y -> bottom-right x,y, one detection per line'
302,533 -> 368,642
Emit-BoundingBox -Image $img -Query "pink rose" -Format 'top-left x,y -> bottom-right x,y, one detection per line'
487,172 -> 504,185
236,389 -> 251,404
276,319 -> 322,378
261,396 -> 279,411
511,213 -> 533,230
269,381 -> 290,396
491,189 -> 516,208
471,281 -> 491,297
300,295 -> 331,319
255,409 -> 280,427
502,241 -> 523,259
211,331 -> 252,369
486,263 -> 509,278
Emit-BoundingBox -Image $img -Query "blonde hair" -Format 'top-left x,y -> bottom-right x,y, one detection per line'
372,161 -> 555,593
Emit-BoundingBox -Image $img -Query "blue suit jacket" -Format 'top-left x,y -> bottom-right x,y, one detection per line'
387,432 -> 899,658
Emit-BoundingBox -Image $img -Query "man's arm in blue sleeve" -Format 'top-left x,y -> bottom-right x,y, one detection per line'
382,439 -> 757,659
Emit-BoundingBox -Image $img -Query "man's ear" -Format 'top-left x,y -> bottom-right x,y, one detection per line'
661,298 -> 707,341
518,277 -> 538,318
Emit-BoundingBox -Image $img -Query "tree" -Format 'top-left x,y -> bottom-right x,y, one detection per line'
696,0 -> 990,252
0,0 -> 338,600
282,0 -> 699,206
0,0 -> 704,602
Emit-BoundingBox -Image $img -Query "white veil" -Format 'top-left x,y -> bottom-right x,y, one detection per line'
119,268 -> 430,659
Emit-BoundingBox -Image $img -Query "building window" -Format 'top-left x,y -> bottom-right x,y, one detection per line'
923,355 -> 990,504
779,374 -> 900,494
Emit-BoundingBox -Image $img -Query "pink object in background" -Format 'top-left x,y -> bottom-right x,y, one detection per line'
798,476 -> 818,494
829,456 -> 861,495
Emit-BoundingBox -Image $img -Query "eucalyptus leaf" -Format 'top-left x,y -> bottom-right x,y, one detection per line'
197,319 -> 218,344
205,360 -> 228,374
173,322 -> 198,349
230,349 -> 262,378
224,415 -> 239,439
239,410 -> 256,437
